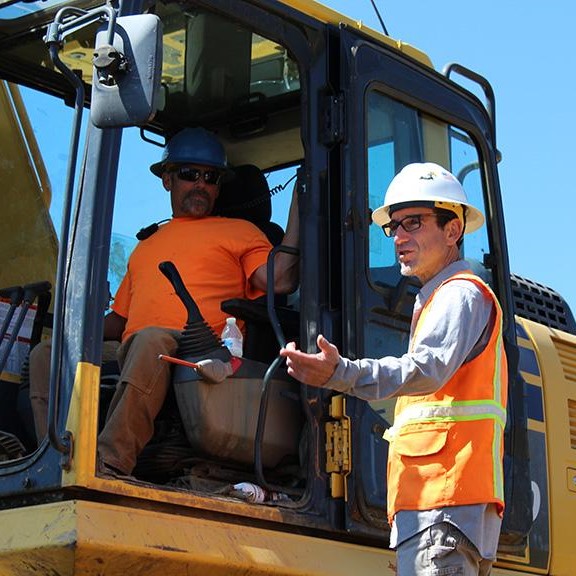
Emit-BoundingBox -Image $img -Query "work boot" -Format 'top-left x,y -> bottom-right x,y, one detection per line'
96,456 -> 135,481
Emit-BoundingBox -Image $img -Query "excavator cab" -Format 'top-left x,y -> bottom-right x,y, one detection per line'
3,1 -> 575,574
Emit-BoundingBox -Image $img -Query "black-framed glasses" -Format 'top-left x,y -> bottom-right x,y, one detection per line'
382,213 -> 438,237
173,167 -> 222,185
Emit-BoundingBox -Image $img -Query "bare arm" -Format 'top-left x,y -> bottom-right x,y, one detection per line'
250,186 -> 299,294
103,310 -> 126,341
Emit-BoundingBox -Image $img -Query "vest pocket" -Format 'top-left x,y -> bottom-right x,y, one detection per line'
393,424 -> 448,457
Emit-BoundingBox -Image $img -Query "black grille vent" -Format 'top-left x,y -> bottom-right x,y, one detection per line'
511,274 -> 576,335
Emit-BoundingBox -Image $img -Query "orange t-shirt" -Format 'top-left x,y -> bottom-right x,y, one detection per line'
112,216 -> 272,341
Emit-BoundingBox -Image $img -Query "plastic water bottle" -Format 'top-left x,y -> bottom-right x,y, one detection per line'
232,482 -> 290,503
233,482 -> 267,503
221,317 -> 243,357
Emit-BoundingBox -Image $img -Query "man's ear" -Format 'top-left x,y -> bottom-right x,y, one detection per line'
446,217 -> 464,246
161,171 -> 172,191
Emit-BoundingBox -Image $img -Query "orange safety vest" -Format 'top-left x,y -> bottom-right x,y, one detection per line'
385,272 -> 507,524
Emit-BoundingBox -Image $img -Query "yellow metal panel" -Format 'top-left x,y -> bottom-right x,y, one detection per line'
62,362 -> 102,485
0,81 -> 57,290
0,500 -> 399,575
519,319 -> 576,575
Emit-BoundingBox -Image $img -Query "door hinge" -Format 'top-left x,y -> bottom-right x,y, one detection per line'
321,93 -> 345,146
325,394 -> 351,500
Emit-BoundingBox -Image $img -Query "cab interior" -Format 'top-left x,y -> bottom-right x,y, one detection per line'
0,1 -> 310,502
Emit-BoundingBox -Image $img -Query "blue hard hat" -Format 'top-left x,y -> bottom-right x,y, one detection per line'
150,127 -> 230,177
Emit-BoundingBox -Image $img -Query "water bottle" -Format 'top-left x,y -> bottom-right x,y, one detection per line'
233,482 -> 266,503
232,482 -> 290,503
221,317 -> 243,357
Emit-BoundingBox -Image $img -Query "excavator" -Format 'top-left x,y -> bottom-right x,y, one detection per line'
0,0 -> 575,574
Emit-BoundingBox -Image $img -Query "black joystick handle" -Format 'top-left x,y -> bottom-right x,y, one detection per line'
159,260 -> 203,325
158,260 -> 227,359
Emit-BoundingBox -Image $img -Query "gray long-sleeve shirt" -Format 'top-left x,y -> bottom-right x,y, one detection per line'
325,260 -> 503,558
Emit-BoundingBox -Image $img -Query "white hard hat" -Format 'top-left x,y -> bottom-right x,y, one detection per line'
371,162 -> 484,234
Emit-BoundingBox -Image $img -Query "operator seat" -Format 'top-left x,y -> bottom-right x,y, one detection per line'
214,163 -> 284,246
215,164 -> 298,362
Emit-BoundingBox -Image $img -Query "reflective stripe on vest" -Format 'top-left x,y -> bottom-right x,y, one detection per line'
383,399 -> 507,442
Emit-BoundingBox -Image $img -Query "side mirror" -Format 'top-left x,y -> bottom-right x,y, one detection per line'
91,14 -> 163,128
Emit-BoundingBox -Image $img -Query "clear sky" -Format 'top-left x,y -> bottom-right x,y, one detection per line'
321,0 -> 576,315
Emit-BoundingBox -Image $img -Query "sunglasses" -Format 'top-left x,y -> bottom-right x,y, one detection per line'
382,213 -> 439,237
172,167 -> 222,185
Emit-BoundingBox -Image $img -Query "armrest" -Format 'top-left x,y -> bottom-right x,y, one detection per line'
221,296 -> 299,331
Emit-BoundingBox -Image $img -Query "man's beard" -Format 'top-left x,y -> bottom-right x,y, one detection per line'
180,189 -> 212,217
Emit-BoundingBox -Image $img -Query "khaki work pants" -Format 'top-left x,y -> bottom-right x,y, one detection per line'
29,327 -> 180,475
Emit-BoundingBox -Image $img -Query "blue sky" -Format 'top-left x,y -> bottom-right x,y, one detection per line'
322,0 -> 576,315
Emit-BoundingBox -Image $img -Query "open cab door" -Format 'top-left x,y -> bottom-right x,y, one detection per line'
335,24 -> 533,553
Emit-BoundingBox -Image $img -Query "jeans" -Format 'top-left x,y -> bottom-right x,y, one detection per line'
396,522 -> 494,576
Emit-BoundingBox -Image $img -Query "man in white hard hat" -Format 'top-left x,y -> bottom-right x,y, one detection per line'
280,162 -> 507,575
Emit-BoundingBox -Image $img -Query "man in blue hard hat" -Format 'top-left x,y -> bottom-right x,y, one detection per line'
30,127 -> 299,477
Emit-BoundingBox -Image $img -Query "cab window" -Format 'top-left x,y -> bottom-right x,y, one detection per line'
365,89 -> 491,359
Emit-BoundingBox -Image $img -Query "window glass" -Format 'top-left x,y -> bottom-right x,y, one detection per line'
156,7 -> 300,124
0,4 -> 300,120
12,80 -> 297,320
0,0 -> 69,20
11,5 -> 301,298
16,89 -> 297,300
366,90 -> 491,290
0,83 -> 63,452
110,129 -> 162,296
367,91 -> 423,273
109,9 -> 300,296
448,126 -> 491,278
